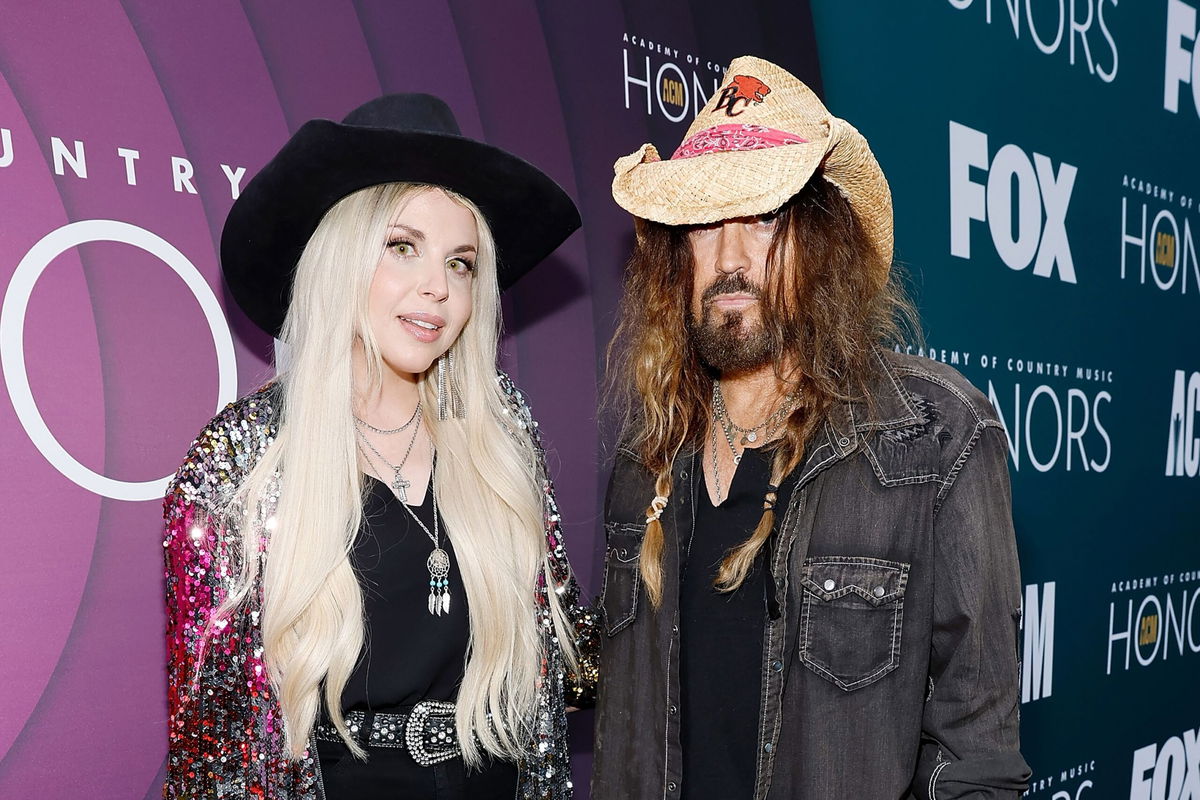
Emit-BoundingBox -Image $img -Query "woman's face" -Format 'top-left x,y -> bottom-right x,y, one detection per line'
366,188 -> 477,377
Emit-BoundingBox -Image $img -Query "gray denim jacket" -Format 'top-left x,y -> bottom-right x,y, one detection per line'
592,350 -> 1032,799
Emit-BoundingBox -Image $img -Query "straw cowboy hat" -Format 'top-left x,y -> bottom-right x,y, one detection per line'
222,93 -> 581,337
611,55 -> 893,284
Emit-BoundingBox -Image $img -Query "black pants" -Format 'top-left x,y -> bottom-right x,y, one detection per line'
317,737 -> 519,799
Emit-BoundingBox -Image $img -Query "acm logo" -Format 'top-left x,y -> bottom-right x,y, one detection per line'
949,121 -> 1078,283
622,49 -> 721,123
1130,727 -> 1199,800
1166,370 -> 1200,477
1021,582 -> 1055,703
1166,0 -> 1200,118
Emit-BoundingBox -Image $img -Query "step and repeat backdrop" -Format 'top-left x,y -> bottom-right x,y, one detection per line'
0,1 -> 1194,798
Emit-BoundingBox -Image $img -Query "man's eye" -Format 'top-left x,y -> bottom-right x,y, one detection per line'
388,240 -> 415,256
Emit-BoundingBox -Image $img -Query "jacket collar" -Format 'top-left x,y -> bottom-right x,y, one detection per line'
824,349 -> 924,458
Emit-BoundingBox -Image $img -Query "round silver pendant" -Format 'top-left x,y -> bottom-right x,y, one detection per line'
744,431 -> 758,443
427,548 -> 450,578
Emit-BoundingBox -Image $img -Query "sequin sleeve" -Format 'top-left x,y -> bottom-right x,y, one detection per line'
539,474 -> 601,709
161,388 -> 316,799
163,495 -> 244,797
496,372 -> 600,708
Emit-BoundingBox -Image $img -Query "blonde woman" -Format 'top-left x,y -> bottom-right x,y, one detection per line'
163,94 -> 597,800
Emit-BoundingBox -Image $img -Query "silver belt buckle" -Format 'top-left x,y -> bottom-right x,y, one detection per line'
405,700 -> 459,766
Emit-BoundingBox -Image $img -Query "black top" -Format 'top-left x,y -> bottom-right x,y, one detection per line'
319,475 -> 518,799
678,447 -> 787,799
340,475 -> 469,711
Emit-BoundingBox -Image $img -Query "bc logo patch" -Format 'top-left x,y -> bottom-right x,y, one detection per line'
713,74 -> 771,116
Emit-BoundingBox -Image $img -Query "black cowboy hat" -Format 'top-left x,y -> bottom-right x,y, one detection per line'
221,93 -> 581,337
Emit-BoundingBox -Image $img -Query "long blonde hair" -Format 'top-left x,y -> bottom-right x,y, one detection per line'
221,182 -> 576,766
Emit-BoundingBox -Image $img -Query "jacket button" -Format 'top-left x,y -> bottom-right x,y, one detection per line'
763,742 -> 774,753
771,660 -> 783,672
667,781 -> 678,792
874,586 -> 886,597
671,624 -> 679,635
838,436 -> 850,447
823,579 -> 836,591
618,548 -> 628,558
680,471 -> 688,480
669,704 -> 678,715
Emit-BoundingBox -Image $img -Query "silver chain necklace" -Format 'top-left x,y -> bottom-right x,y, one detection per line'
356,413 -> 422,502
709,381 -> 800,504
354,401 -> 421,435
357,432 -> 451,617
712,381 -> 799,445
709,418 -> 735,505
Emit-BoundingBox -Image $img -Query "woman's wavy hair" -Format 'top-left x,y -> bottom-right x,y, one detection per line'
607,170 -> 919,606
222,183 -> 577,766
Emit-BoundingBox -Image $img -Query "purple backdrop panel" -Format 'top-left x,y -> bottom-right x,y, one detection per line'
0,3 -> 818,798
0,67 -> 106,766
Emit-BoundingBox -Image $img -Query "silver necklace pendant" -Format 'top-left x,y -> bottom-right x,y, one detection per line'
427,547 -> 451,616
743,431 -> 758,444
392,469 -> 411,503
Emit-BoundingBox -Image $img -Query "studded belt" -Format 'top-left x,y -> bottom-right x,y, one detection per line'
313,700 -> 459,766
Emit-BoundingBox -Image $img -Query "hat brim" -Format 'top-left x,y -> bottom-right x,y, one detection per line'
222,120 -> 581,338
611,118 -> 893,290
611,141 -> 826,226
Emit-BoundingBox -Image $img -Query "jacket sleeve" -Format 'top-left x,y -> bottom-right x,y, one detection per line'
163,490 -> 252,798
497,371 -> 600,709
911,422 -> 1032,799
540,473 -> 601,708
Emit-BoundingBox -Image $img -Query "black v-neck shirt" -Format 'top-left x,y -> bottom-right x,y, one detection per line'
679,447 -> 780,799
340,475 -> 470,711
319,476 -> 518,799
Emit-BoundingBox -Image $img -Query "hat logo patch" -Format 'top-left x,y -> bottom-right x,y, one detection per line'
713,75 -> 771,117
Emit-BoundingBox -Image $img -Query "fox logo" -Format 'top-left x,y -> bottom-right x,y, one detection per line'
713,74 -> 771,116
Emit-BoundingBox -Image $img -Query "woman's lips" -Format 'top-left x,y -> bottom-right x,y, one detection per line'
397,314 -> 444,343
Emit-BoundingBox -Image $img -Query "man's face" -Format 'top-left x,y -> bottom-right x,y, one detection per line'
686,214 -> 780,373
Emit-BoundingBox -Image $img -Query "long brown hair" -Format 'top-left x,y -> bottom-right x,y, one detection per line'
607,171 -> 918,606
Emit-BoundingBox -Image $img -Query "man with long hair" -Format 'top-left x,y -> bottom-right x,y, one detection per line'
592,56 -> 1030,799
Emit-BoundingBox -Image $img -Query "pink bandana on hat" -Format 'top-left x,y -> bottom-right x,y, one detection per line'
670,123 -> 808,160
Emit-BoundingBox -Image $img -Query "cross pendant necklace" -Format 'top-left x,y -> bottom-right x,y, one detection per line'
356,407 -> 422,504
391,470 -> 412,503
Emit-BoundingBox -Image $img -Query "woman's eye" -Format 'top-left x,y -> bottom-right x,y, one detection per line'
388,240 -> 416,256
447,257 -> 475,275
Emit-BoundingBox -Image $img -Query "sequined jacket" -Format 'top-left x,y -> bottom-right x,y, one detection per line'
163,376 -> 599,800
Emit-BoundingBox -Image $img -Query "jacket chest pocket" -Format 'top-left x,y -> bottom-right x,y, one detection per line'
600,523 -> 643,636
797,556 -> 909,691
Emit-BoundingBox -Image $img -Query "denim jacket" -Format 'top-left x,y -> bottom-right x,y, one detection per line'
592,350 -> 1031,800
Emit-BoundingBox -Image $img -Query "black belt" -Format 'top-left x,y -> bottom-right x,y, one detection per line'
314,700 -> 458,766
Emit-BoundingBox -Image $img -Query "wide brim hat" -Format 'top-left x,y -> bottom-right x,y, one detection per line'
222,93 -> 581,338
611,55 -> 893,286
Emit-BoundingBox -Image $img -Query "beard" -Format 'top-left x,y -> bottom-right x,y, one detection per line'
687,273 -> 776,373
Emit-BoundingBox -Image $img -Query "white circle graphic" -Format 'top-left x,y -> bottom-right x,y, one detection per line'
1,220 -> 237,501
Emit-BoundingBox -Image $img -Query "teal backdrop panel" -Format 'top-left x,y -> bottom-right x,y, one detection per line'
810,2 -> 1200,798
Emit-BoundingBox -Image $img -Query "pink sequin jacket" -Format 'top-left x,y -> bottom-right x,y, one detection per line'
163,376 -> 599,799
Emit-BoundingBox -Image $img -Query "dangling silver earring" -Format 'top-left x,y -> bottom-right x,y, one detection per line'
437,352 -> 449,420
437,347 -> 464,420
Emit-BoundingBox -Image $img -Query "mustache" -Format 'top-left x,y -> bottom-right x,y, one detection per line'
700,273 -> 762,302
